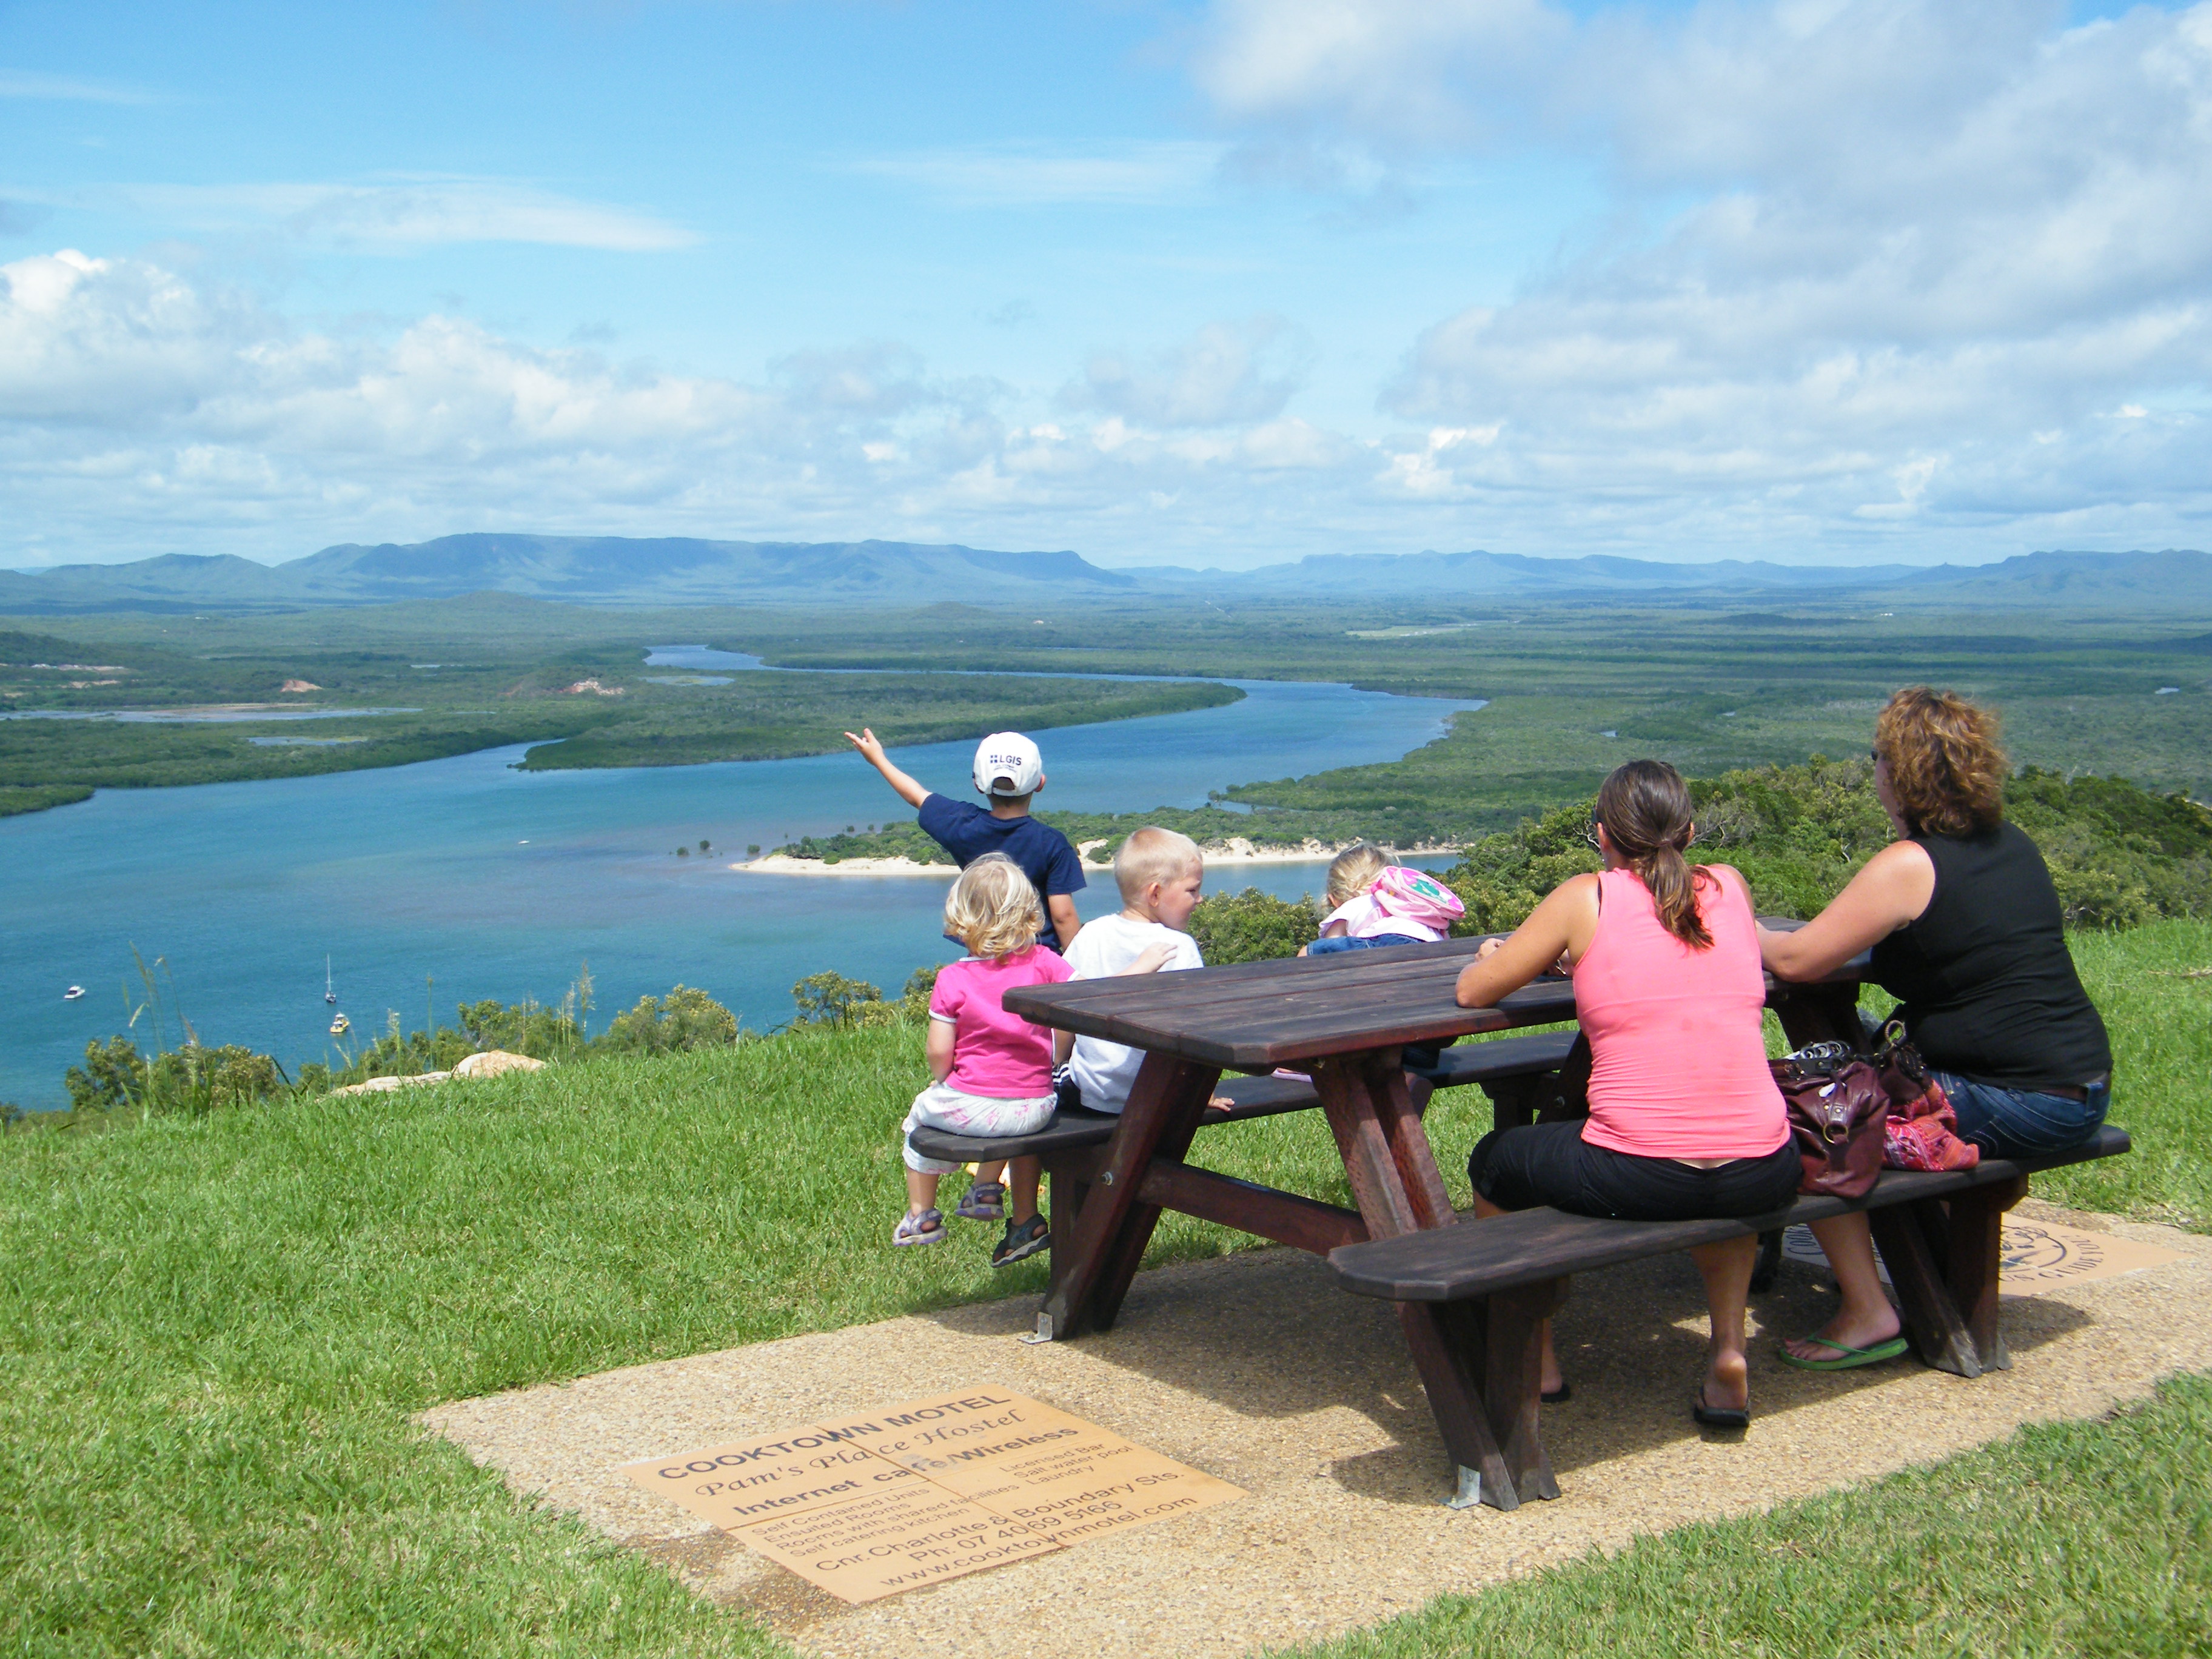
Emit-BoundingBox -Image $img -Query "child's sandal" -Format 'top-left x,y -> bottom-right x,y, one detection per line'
991,1214 -> 1051,1267
893,1208 -> 947,1247
954,1181 -> 1007,1221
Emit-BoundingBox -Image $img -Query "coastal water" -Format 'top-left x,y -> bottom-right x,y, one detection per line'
1,670 -> 1481,1109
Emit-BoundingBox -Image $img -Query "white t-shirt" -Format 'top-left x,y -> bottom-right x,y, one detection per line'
1062,913 -> 1204,1113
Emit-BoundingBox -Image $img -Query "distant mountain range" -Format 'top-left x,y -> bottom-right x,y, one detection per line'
2,535 -> 2208,614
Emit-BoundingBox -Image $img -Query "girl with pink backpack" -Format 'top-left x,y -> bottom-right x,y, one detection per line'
1304,845 -> 1466,956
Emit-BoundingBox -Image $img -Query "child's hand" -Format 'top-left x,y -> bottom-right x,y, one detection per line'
843,727 -> 888,766
1129,941 -> 1176,974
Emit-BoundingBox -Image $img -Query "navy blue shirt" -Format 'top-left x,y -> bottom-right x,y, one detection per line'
916,794 -> 1087,950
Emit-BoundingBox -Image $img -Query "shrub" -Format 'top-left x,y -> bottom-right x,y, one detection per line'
453,996 -> 585,1059
65,1037 -> 287,1116
598,985 -> 740,1054
899,965 -> 940,1024
65,1035 -> 149,1111
791,971 -> 891,1028
1188,886 -> 1319,964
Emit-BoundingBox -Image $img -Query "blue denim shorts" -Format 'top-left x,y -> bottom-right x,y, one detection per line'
1307,933 -> 1425,954
1933,1068 -> 2110,1161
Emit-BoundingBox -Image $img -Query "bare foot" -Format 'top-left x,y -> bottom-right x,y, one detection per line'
1702,1347 -> 1749,1412
1784,1309 -> 1902,1365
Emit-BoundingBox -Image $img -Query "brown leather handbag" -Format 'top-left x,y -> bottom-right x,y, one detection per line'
1772,1042 -> 1889,1199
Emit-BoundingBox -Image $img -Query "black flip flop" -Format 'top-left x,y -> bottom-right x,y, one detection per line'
1541,1382 -> 1571,1405
1691,1387 -> 1750,1430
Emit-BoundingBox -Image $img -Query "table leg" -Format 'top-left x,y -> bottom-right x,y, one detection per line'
1039,1053 -> 1218,1341
1408,1302 -> 1518,1512
1483,1279 -> 1566,1504
1869,1201 -> 1980,1378
1316,1049 -> 1553,1511
1312,1051 -> 1456,1236
1947,1174 -> 2031,1372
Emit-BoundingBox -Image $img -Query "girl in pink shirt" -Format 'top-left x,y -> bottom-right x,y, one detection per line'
1453,760 -> 1797,1430
896,854 -> 1072,1264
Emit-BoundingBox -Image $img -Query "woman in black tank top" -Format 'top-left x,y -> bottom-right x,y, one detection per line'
1757,688 -> 2111,1370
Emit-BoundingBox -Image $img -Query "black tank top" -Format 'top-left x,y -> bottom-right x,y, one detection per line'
1868,821 -> 2110,1090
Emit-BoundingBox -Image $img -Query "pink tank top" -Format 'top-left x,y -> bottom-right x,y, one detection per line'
1575,864 -> 1788,1161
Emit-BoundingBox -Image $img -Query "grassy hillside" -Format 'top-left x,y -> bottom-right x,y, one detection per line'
3,922 -> 2205,1657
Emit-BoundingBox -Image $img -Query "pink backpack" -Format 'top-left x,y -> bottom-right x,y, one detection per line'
1369,866 -> 1466,933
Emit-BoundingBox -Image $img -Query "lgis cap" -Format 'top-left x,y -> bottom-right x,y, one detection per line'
972,732 -> 1044,797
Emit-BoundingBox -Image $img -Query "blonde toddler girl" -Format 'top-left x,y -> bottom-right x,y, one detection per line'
894,853 -> 1070,1265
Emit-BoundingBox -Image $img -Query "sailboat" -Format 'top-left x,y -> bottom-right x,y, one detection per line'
325,956 -> 338,1004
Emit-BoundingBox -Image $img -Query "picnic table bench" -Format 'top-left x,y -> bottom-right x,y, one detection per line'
914,927 -> 2127,1512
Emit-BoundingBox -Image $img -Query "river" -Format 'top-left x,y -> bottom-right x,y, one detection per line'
1,659 -> 1482,1108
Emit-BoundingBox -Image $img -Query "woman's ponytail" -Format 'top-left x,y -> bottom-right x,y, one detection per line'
1594,760 -> 1714,950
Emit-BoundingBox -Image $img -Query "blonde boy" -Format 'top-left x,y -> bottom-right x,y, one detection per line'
1058,826 -> 1210,1113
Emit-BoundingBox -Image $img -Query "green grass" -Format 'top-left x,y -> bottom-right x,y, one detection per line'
2,925 -> 2205,1655
0,1027 -> 1494,1657
1273,1372 -> 2212,1658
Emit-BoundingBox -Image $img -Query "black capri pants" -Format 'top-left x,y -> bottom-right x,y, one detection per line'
1467,1120 -> 1800,1223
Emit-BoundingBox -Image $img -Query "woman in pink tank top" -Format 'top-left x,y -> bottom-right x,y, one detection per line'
1455,760 -> 1797,1430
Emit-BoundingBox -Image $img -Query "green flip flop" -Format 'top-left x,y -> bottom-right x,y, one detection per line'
1778,1332 -> 1909,1372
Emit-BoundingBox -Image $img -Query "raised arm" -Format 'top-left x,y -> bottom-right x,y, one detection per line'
1758,839 -> 1934,981
842,727 -> 930,809
1455,874 -> 1600,1008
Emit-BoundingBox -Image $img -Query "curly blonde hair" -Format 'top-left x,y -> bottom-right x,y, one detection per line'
942,854 -> 1045,960
1874,686 -> 2007,836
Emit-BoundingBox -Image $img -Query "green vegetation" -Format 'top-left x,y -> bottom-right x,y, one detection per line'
13,593 -> 2212,839
0,610 -> 1239,816
1278,1372 -> 2212,1659
1435,757 -> 2212,935
722,598 -> 2212,814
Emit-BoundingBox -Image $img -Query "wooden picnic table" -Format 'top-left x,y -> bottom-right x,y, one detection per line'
1000,927 -> 1867,1505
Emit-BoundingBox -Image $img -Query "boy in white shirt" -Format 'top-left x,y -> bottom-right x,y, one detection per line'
1058,826 -> 1213,1113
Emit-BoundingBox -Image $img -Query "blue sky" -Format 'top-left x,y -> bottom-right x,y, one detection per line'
2,0 -> 2207,570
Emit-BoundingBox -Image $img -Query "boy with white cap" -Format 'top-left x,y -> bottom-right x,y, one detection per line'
843,728 -> 1087,951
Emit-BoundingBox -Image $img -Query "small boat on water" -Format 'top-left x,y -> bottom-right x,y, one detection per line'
329,1013 -> 350,1036
62,985 -> 84,1000
325,955 -> 337,1004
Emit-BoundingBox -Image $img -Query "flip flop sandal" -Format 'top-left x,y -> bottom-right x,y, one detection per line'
1777,1333 -> 1909,1372
1691,1387 -> 1751,1430
893,1208 -> 948,1247
954,1181 -> 1007,1221
1541,1382 -> 1572,1405
991,1214 -> 1051,1267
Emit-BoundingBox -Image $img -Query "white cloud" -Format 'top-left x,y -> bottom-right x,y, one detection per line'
0,247 -> 1389,566
850,142 -> 1226,207
1068,317 -> 1314,427
84,179 -> 696,251
1188,0 -> 2212,554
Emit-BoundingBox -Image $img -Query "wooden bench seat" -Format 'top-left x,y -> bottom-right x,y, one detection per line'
1409,1029 -> 1579,1090
906,1071 -> 1320,1165
1324,1124 -> 2131,1510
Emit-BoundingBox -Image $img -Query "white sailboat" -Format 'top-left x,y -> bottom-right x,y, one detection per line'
325,956 -> 337,1004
